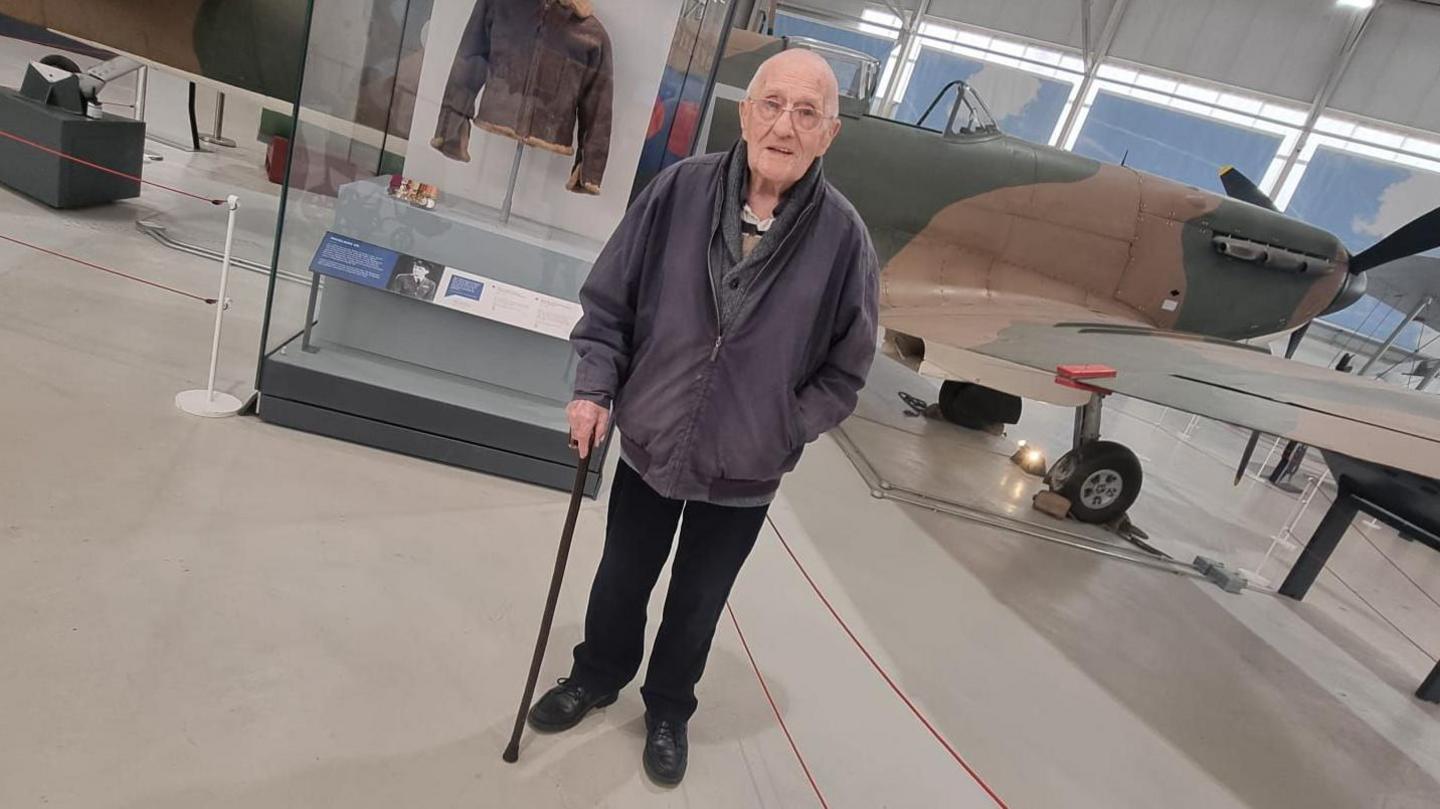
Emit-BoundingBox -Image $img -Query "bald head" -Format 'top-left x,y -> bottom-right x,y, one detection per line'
739,48 -> 844,194
747,49 -> 840,117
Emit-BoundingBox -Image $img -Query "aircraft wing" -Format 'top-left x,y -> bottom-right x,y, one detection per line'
0,1 -> 306,102
884,302 -> 1440,479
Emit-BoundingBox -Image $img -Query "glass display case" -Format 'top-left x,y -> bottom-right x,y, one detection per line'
256,0 -> 739,494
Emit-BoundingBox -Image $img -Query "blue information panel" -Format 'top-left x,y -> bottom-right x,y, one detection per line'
311,233 -> 401,290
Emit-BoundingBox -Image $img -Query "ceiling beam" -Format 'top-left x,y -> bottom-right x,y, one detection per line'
1055,0 -> 1134,149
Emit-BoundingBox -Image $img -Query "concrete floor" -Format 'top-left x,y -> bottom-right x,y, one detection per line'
3,44 -> 1440,809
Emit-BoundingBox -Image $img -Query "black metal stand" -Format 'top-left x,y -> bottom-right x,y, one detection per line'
503,449 -> 593,762
1275,484 -> 1440,704
1278,487 -> 1358,600
1419,663 -> 1440,704
301,275 -> 322,352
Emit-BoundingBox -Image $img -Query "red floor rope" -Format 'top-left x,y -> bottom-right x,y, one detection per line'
0,233 -> 215,304
725,602 -> 831,809
0,129 -> 223,206
767,516 -> 1013,809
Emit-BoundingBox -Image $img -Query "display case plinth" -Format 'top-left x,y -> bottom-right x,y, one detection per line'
260,336 -> 603,496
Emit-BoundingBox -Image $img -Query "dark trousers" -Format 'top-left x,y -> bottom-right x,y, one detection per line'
570,461 -> 768,721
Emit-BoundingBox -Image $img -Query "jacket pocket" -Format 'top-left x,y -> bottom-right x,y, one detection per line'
714,385 -> 803,481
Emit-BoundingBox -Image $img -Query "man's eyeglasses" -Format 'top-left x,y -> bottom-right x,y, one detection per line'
746,97 -> 831,132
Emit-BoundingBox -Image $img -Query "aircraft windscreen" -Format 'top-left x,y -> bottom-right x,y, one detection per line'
915,81 -> 1001,136
955,84 -> 1000,135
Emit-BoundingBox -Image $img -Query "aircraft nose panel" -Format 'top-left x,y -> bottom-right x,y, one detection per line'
1174,198 -> 1347,339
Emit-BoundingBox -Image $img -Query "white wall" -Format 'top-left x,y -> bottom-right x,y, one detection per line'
404,0 -> 683,242
1331,0 -> 1440,133
300,0 -> 377,121
927,0 -> 1118,50
1108,0 -> 1356,104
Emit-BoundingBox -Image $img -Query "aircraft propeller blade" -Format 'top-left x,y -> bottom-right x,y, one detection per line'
1350,203 -> 1440,274
1218,166 -> 1277,211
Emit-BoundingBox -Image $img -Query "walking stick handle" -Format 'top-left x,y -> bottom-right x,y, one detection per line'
503,450 -> 593,763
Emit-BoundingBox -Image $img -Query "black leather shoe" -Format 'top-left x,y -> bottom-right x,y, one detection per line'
526,678 -> 618,733
642,715 -> 688,787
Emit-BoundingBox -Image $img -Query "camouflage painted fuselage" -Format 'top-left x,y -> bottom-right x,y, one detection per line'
711,36 -> 1351,344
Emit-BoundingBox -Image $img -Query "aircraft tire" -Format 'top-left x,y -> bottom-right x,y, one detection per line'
1050,441 -> 1143,524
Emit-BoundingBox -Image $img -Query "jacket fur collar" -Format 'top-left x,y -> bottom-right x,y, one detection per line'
556,0 -> 594,18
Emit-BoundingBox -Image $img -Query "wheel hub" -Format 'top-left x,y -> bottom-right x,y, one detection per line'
1080,469 -> 1125,509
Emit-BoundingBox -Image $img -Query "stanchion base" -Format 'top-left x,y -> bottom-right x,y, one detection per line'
176,389 -> 245,418
201,135 -> 236,148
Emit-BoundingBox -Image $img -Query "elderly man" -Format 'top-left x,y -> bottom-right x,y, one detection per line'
527,48 -> 879,786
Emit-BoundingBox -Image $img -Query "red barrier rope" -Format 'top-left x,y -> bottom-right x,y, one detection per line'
0,233 -> 215,304
0,129 -> 223,205
767,516 -> 1012,809
725,602 -> 831,809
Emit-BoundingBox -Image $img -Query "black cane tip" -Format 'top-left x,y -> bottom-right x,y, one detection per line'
502,743 -> 520,763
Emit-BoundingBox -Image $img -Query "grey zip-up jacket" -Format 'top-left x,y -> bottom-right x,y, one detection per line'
571,146 -> 880,503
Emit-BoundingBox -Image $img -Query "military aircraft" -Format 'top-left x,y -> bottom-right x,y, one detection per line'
707,30 -> 1440,523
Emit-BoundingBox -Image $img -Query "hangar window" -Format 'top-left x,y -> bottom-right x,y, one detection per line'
1063,65 -> 1305,196
884,20 -> 1081,144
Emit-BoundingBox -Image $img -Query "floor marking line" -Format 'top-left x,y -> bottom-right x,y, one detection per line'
0,233 -> 215,303
726,602 -> 830,809
768,515 -> 1013,809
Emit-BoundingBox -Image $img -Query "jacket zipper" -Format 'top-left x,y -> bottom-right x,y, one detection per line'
705,216 -> 724,360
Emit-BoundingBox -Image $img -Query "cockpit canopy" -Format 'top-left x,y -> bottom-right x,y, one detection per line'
776,38 -> 1001,135
918,80 -> 1001,137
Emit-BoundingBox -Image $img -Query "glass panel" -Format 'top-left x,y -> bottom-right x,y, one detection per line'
1072,91 -> 1282,194
773,11 -> 897,95
257,0 -> 727,487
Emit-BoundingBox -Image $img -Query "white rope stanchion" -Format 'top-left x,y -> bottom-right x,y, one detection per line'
176,194 -> 246,417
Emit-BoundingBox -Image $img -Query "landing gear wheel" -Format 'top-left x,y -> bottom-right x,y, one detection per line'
1047,441 -> 1143,524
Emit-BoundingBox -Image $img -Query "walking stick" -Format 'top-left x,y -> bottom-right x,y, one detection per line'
503,448 -> 593,763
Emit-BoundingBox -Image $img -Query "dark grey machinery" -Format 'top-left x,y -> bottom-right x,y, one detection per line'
1278,450 -> 1440,703
0,59 -> 146,208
